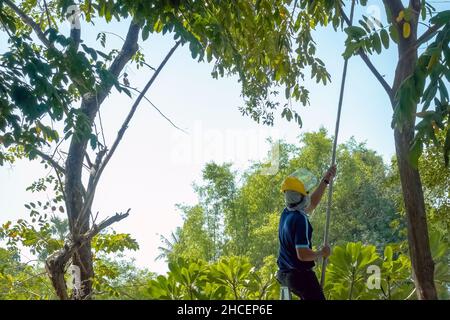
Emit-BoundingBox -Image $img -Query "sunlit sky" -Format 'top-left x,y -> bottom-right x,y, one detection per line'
0,1 -> 445,274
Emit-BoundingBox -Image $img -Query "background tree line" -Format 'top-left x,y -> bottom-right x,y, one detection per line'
4,129 -> 447,299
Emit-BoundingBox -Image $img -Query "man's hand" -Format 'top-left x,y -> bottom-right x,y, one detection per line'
306,164 -> 337,214
320,245 -> 331,259
323,164 -> 337,183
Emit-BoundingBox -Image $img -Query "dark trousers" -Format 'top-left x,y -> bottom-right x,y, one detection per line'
276,269 -> 326,300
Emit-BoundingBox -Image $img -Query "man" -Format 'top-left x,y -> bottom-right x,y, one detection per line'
276,165 -> 336,300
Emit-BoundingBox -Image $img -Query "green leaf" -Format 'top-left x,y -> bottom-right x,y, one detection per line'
154,19 -> 164,33
438,79 -> 449,102
380,29 -> 389,49
372,33 -> 382,54
142,25 -> 150,41
430,10 -> 450,25
384,246 -> 393,262
359,18 -> 371,33
389,25 -> 399,44
89,134 -> 98,150
345,26 -> 367,39
81,44 -> 98,61
421,1 -> 427,21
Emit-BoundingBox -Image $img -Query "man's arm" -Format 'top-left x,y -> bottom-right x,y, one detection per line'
297,246 -> 330,262
305,165 -> 336,214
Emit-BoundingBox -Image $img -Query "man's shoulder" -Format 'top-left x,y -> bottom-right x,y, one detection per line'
283,209 -> 308,223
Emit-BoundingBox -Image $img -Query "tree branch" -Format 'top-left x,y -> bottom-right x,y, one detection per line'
79,41 -> 181,220
341,8 -> 394,103
81,21 -> 141,118
76,149 -> 106,230
3,0 -> 52,48
33,148 -> 66,175
416,23 -> 445,47
98,41 -> 181,180
107,23 -> 141,79
45,208 -> 130,300
43,0 -> 52,28
64,21 -> 140,235
84,152 -> 93,168
90,209 -> 130,235
358,50 -> 394,103
124,84 -> 187,134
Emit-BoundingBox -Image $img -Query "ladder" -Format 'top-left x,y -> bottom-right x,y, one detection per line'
279,286 -> 292,300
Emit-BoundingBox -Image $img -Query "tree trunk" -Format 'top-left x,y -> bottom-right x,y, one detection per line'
391,7 -> 437,299
65,106 -> 94,300
393,128 -> 437,299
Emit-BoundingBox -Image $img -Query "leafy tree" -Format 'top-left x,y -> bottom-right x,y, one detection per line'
2,0 -> 449,299
93,256 -> 154,299
311,0 -> 450,299
0,247 -> 56,299
0,175 -> 140,299
156,228 -> 181,262
417,131 -> 450,239
193,163 -> 237,261
171,130 -> 403,269
0,0 -> 332,299
170,205 -> 214,262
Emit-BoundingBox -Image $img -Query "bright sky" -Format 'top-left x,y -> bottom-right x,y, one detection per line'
0,1 -> 444,274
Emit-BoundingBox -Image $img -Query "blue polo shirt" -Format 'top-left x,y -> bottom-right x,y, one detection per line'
277,207 -> 315,271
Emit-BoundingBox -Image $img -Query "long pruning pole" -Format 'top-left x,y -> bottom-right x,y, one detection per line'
320,0 -> 355,288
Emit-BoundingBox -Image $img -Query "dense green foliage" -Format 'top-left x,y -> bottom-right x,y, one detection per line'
157,130 -> 449,300
1,1 -> 449,300
168,129 -> 403,267
2,130 -> 448,300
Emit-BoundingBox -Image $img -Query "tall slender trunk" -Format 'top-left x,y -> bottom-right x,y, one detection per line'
392,10 -> 437,300
65,98 -> 97,300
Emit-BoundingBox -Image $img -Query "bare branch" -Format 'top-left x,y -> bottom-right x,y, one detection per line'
33,148 -> 66,175
76,149 -> 106,230
107,23 -> 141,84
77,42 -> 180,227
97,108 -> 107,147
3,0 -> 52,48
64,21 -> 140,233
124,84 -> 188,134
84,152 -> 93,168
91,209 -> 130,234
43,0 -> 52,28
83,41 -> 181,214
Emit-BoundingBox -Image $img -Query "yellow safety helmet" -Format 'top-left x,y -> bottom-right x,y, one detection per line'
281,168 -> 317,196
281,176 -> 308,196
